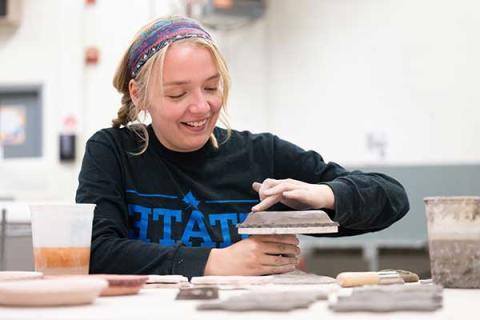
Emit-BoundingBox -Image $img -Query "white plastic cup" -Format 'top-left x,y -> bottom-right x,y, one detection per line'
29,203 -> 95,275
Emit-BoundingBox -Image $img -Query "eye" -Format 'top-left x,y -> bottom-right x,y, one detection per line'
167,92 -> 186,99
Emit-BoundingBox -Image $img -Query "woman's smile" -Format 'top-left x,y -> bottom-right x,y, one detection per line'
181,118 -> 209,132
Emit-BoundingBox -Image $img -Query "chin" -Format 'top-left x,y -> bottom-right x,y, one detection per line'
183,137 -> 211,151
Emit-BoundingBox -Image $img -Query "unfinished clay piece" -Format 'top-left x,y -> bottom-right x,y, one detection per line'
146,274 -> 188,284
176,287 -> 219,300
237,210 -> 338,235
271,270 -> 336,285
94,274 -> 148,296
144,274 -> 190,288
329,283 -> 443,312
0,277 -> 107,306
191,275 -> 273,287
198,291 -> 318,311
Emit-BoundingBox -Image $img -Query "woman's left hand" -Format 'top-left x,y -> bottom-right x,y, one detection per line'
251,178 -> 335,212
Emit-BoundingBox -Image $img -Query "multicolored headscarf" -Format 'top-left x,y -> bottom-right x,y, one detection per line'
127,16 -> 213,79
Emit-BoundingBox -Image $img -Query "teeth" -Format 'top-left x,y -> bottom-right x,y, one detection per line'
186,119 -> 207,127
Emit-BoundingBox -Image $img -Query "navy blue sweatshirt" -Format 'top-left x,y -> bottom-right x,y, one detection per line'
76,125 -> 409,278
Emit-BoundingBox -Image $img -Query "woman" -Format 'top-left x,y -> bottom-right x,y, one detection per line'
76,16 -> 409,278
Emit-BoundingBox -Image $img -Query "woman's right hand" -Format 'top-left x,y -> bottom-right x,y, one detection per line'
203,235 -> 300,276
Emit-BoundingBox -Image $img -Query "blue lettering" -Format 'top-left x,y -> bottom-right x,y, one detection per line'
238,212 -> 248,223
182,210 -> 214,247
128,204 -> 151,242
152,208 -> 182,246
127,203 -> 251,247
209,213 -> 237,248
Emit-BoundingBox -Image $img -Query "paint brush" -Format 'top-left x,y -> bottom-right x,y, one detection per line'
336,271 -> 405,287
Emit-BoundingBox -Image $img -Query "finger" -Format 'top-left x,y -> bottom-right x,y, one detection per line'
251,234 -> 299,245
253,179 -> 282,194
261,264 -> 296,275
263,182 -> 301,196
263,242 -> 300,256
251,194 -> 281,212
260,254 -> 298,267
252,182 -> 262,193
261,178 -> 282,188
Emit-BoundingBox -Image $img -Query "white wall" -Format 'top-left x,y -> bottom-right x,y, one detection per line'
212,20 -> 270,133
0,0 -> 84,201
1,0 -> 479,203
266,0 -> 480,165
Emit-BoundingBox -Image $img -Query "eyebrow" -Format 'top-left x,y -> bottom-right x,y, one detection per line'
163,73 -> 220,86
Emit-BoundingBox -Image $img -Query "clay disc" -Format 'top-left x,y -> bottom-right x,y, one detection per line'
0,271 -> 44,282
0,277 -> 107,306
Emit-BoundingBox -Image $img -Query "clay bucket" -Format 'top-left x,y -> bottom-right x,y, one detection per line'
424,196 -> 480,288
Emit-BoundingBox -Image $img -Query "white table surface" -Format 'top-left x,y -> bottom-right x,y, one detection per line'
0,285 -> 478,320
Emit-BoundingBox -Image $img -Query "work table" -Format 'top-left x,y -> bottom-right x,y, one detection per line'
0,285 -> 478,320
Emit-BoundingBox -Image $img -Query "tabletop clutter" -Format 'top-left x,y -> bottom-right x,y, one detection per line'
0,209 -> 451,312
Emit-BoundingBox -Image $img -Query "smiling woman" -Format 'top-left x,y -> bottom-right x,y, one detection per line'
111,18 -> 230,154
76,16 -> 409,279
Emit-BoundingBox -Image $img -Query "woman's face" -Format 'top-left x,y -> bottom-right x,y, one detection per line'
147,42 -> 222,152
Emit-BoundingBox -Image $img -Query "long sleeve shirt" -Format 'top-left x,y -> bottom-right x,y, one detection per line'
76,125 -> 409,278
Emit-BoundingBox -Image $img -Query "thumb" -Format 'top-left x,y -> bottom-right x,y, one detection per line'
252,182 -> 262,192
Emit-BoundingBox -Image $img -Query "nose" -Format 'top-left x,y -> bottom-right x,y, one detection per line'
188,89 -> 211,114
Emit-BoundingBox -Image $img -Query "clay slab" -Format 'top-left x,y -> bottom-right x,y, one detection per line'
191,275 -> 273,286
237,210 -> 339,235
198,291 -> 318,311
329,283 -> 443,312
271,270 -> 336,285
93,274 -> 148,296
146,274 -> 188,284
144,274 -> 190,288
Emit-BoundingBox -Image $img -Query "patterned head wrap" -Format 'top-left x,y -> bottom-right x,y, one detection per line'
127,16 -> 213,79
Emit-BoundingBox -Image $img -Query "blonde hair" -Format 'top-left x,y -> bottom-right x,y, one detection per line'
112,23 -> 231,154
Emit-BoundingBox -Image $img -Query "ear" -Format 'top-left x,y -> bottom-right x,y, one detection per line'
128,79 -> 142,109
